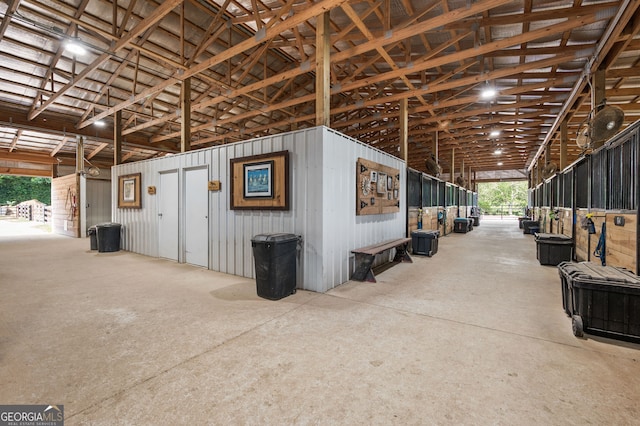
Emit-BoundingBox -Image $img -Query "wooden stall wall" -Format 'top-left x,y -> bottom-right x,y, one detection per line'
558,208 -> 572,238
51,173 -> 80,238
605,213 -> 637,273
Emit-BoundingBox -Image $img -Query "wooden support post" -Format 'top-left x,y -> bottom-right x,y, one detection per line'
450,148 -> 455,183
76,135 -> 84,173
560,120 -> 568,170
591,68 -> 606,149
114,110 -> 122,165
433,131 -> 438,160
399,98 -> 408,162
181,77 -> 191,152
315,11 -> 330,127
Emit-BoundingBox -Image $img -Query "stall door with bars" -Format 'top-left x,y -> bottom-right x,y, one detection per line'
158,170 -> 179,261
184,167 -> 209,267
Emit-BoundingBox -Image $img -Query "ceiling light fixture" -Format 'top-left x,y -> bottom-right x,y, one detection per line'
481,87 -> 497,100
490,130 -> 500,137
493,149 -> 502,155
64,39 -> 87,56
497,162 -> 503,166
94,120 -> 106,127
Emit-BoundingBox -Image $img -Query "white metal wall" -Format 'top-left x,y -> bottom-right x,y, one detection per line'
112,126 -> 406,293
319,127 -> 406,291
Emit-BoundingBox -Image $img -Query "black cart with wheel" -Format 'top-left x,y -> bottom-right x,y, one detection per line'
557,261 -> 640,343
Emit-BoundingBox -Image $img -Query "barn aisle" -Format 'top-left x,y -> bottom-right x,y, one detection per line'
1,220 -> 638,424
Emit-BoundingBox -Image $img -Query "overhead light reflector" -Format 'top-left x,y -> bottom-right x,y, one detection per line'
65,39 -> 87,56
481,87 -> 497,99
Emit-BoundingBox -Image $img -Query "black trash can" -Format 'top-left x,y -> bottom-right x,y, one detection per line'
88,226 -> 98,250
518,216 -> 530,229
470,215 -> 480,226
411,230 -> 440,256
251,233 -> 299,300
535,233 -> 573,266
96,223 -> 122,253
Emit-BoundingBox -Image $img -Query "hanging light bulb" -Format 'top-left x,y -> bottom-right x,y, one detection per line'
481,87 -> 497,99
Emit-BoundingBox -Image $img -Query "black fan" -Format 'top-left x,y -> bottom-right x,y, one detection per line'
591,105 -> 624,143
425,154 -> 441,177
541,162 -> 558,179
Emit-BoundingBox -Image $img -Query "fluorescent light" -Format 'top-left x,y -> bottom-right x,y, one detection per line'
94,120 -> 106,127
65,39 -> 87,56
493,149 -> 502,155
490,130 -> 500,137
481,87 -> 497,99
497,162 -> 503,166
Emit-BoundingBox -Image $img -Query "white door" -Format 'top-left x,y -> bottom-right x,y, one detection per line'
86,179 -> 111,229
159,170 -> 179,261
185,168 -> 209,267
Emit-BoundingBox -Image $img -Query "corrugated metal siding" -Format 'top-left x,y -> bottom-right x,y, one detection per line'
112,127 -> 406,293
320,128 -> 406,292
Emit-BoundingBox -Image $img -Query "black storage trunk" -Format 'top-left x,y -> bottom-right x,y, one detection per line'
535,233 -> 573,266
454,218 -> 470,233
88,226 -> 98,250
518,217 -> 530,229
96,223 -> 121,252
470,215 -> 480,226
411,230 -> 440,256
557,261 -> 640,343
251,233 -> 299,300
522,220 -> 539,234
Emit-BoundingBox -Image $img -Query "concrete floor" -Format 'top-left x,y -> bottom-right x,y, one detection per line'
1,218 -> 639,425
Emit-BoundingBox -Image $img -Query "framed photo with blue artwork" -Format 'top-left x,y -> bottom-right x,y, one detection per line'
244,161 -> 273,198
230,151 -> 289,210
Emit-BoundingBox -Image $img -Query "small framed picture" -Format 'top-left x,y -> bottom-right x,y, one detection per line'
370,197 -> 375,205
394,189 -> 398,199
118,173 -> 141,208
377,173 -> 387,193
370,171 -> 378,183
387,175 -> 393,191
387,192 -> 392,200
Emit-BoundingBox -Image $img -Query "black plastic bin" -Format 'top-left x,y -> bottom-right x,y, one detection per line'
454,218 -> 470,233
534,233 -> 573,266
88,226 -> 98,250
470,215 -> 480,226
96,223 -> 122,253
558,261 -> 640,343
411,230 -> 440,256
518,217 -> 530,229
251,233 -> 300,300
522,220 -> 539,234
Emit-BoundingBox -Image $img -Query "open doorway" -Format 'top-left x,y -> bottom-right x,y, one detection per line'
0,175 -> 52,236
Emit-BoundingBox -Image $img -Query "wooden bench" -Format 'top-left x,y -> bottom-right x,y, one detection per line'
351,237 -> 412,282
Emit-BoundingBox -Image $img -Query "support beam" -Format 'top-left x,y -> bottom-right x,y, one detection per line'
315,11 -> 330,127
114,110 -> 122,165
560,120 -> 568,170
76,136 -> 84,174
591,67 -> 607,149
181,77 -> 191,152
450,148 -> 455,184
399,98 -> 408,162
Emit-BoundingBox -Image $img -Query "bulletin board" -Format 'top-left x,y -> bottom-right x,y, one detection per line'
356,158 -> 400,215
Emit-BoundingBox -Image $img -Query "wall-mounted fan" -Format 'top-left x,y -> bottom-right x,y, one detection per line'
541,161 -> 558,179
425,154 -> 442,177
79,157 -> 100,177
575,102 -> 625,149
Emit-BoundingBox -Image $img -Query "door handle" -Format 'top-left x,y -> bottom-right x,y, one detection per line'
158,213 -> 163,218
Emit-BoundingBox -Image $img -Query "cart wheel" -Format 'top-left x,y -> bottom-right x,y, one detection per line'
572,315 -> 584,338
292,288 -> 297,294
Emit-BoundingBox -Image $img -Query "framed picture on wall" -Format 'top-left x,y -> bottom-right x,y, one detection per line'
244,161 -> 273,198
118,173 -> 142,208
230,151 -> 289,210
